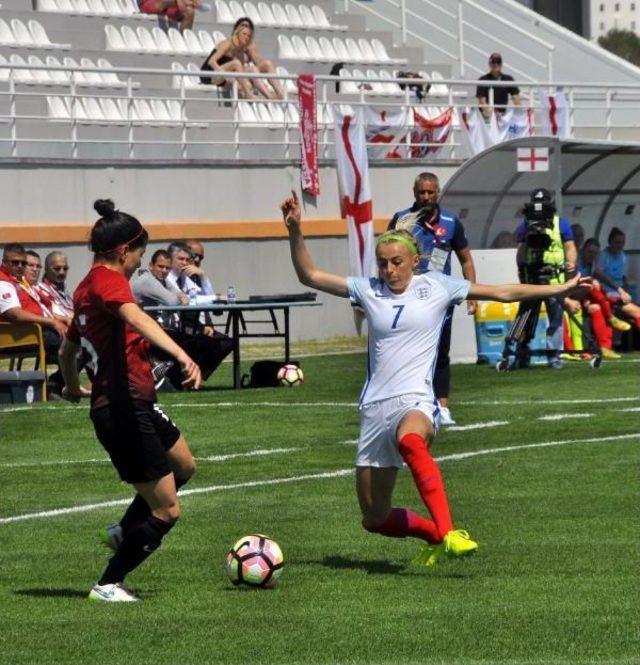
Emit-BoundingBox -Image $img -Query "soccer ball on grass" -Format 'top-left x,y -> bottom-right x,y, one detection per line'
225,534 -> 284,588
277,363 -> 304,387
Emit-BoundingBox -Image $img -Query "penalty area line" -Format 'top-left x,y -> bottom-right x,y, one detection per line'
1,432 -> 638,525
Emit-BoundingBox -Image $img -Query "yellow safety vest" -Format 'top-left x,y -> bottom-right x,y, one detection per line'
525,214 -> 565,284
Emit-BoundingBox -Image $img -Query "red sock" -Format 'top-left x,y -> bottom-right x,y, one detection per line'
365,507 -> 440,543
563,317 -> 573,350
590,286 -> 613,320
590,307 -> 611,348
634,316 -> 640,331
398,433 -> 453,540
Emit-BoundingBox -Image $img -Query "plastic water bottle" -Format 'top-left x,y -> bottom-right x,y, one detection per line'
226,285 -> 236,304
187,288 -> 197,306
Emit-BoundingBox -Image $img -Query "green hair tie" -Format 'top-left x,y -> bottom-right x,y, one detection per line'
376,232 -> 419,256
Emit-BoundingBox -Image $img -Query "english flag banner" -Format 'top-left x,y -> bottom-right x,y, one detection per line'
297,74 -> 320,195
494,107 -> 533,143
517,147 -> 550,172
334,107 -> 376,281
459,108 -> 496,156
410,107 -> 454,158
536,90 -> 571,139
364,107 -> 410,159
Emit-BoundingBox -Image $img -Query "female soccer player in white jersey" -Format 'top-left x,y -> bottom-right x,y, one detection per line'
280,191 -> 591,566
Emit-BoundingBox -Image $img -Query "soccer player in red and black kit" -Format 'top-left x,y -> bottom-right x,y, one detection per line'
59,199 -> 202,603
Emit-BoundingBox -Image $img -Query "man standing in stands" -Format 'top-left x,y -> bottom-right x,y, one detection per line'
476,52 -> 521,118
388,173 -> 477,426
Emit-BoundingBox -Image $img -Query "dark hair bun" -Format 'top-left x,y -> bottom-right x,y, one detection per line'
94,199 -> 116,218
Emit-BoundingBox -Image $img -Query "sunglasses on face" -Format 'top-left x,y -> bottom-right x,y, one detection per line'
8,259 -> 28,267
191,253 -> 204,261
490,59 -> 502,65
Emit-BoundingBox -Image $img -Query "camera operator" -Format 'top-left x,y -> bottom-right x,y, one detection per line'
514,189 -> 577,369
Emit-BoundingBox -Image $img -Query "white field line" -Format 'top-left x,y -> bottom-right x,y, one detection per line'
1,432 -> 637,525
538,413 -> 594,421
617,407 -> 640,413
3,395 -> 640,416
445,420 -> 510,432
0,447 -> 298,469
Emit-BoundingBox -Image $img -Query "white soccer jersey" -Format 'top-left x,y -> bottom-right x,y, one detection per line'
347,272 -> 470,407
0,281 -> 20,314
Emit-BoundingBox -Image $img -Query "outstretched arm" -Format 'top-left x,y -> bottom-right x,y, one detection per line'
280,191 -> 350,298
469,273 -> 592,303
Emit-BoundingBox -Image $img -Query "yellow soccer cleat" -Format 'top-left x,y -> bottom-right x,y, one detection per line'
415,529 -> 479,567
560,353 -> 581,362
608,316 -> 631,332
600,347 -> 622,360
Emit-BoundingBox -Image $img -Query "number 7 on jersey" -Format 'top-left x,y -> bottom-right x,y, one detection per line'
391,305 -> 405,330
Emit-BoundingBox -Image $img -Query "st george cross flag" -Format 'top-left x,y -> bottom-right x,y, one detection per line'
410,107 -> 453,158
364,107 -> 410,159
494,107 -> 533,143
297,74 -> 320,195
334,107 -> 376,281
516,147 -> 549,172
536,90 -> 571,139
459,108 -> 495,156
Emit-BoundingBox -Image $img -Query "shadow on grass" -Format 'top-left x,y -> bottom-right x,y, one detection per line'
14,588 -> 87,599
315,555 -> 406,575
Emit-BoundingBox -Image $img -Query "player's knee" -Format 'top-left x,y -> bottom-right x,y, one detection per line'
361,509 -> 388,532
154,501 -> 180,524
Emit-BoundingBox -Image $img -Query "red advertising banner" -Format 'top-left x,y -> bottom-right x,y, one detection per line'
297,74 -> 320,196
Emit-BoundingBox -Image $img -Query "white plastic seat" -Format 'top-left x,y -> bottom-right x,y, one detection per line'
198,29 -> 214,53
291,35 -> 310,59
298,4 -> 316,28
271,2 -> 289,26
166,99 -> 183,121
117,0 -> 136,15
285,3 -> 303,27
151,27 -> 173,53
83,97 -> 104,121
99,97 -> 123,121
212,30 -> 226,45
97,58 -> 121,85
55,0 -> 74,10
182,29 -> 203,54
277,34 -> 296,59
105,25 -> 126,50
371,38 -> 390,62
268,101 -> 285,123
87,0 -> 107,14
134,98 -> 155,122
27,55 -> 51,83
276,65 -> 296,94
305,35 -> 323,61
284,101 -> 299,124
379,69 -> 401,94
80,57 -> 104,85
168,28 -> 189,54
0,19 -> 17,46
238,102 -> 257,124
359,38 -> 377,63
70,97 -> 89,120
39,0 -> 60,11
257,2 -> 276,25
103,0 -> 125,14
318,36 -> 338,61
63,56 -> 88,85
430,70 -> 448,96
345,38 -> 365,62
121,25 -> 143,51
11,19 -> 33,46
137,26 -> 158,52
332,37 -> 349,62
338,68 -> 359,95
255,102 -> 272,124
311,4 -> 330,28
228,0 -> 243,20
171,60 -> 185,88
215,0 -> 234,22
151,99 -> 171,121
351,68 -> 366,92
46,55 -> 69,83
9,55 -> 33,82
75,0 -> 92,13
243,1 -> 262,24
47,95 -> 70,118
365,69 -> 385,94
29,20 -> 61,48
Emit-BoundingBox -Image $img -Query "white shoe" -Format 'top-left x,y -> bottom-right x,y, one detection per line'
88,582 -> 139,603
438,406 -> 456,426
100,523 -> 123,552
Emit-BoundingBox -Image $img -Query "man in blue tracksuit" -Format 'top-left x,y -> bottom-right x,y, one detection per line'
388,172 -> 477,425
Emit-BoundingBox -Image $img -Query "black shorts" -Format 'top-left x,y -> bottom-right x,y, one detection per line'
90,400 -> 181,484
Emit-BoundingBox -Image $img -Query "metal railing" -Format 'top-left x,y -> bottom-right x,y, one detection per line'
1,63 -> 640,160
343,0 -> 555,81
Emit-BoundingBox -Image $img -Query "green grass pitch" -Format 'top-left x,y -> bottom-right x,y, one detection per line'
1,353 -> 638,665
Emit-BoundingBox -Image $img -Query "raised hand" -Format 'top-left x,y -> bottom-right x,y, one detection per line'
280,190 -> 301,230
563,273 -> 592,300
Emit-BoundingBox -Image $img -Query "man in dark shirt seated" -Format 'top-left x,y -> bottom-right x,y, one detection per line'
476,52 -> 521,118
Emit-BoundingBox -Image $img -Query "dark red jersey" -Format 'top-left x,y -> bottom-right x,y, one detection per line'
68,264 -> 155,409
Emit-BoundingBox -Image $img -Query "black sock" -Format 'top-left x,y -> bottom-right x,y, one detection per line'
119,476 -> 190,535
98,515 -> 174,585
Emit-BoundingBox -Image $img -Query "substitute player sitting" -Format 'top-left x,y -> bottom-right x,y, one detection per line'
59,199 -> 201,602
280,191 -> 591,567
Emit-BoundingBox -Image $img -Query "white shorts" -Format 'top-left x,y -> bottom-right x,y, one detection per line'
356,394 -> 440,468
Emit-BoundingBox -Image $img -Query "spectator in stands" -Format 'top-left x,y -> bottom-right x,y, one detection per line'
200,18 -> 284,100
24,250 -> 42,287
138,0 -> 199,33
476,53 -> 521,119
185,239 -> 215,295
0,243 -> 68,392
34,251 -> 74,319
594,227 -> 640,330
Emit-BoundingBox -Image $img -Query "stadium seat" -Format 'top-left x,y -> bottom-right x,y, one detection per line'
99,97 -> 124,122
150,98 -> 171,122
339,69 -> 359,95
345,37 -> 365,62
213,30 -> 226,44
183,29 -> 204,54
25,55 -> 51,83
268,101 -> 285,123
63,56 -> 88,84
105,25 -> 126,51
121,25 -> 143,51
9,55 -> 33,83
258,2 -> 276,25
332,37 -> 349,62
80,57 -> 105,85
238,101 -> 257,124
291,35 -> 310,60
359,38 -> 377,63
97,58 -> 126,87
47,95 -> 69,118
11,19 -> 33,46
75,0 -> 92,13
83,96 -> 105,121
45,55 -> 69,83
215,0 -> 234,23
275,65 -> 296,93
38,0 -> 60,11
298,4 -> 316,28
137,26 -> 157,53
305,35 -> 323,61
318,36 -> 338,61
271,3 -> 289,26
243,1 -> 262,25
228,0 -> 244,20
379,69 -> 402,95
0,19 -> 17,46
277,34 -> 295,59
87,0 -> 107,14
29,19 -> 69,49
284,101 -> 299,124
311,4 -> 330,28
134,98 -> 155,122
430,70 -> 449,96
152,26 -> 173,53
285,4 -> 303,27
365,69 -> 386,94
168,28 -> 189,54
56,0 -> 74,11
371,38 -> 391,62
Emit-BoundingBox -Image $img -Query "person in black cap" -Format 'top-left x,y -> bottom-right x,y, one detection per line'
476,52 -> 521,119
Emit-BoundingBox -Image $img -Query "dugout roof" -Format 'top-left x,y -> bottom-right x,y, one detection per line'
441,137 -> 640,253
